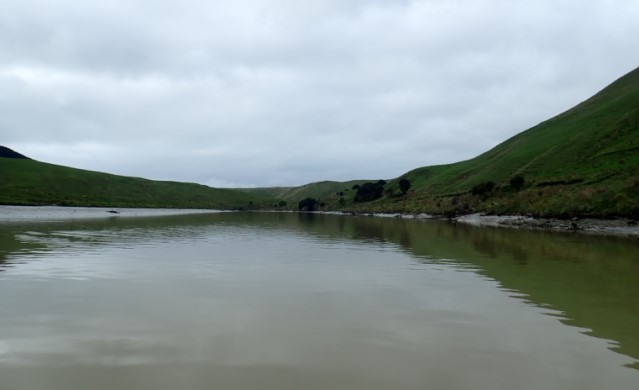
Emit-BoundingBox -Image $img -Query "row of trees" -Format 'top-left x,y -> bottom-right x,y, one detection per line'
298,197 -> 326,211
354,180 -> 386,202
296,174 -> 525,210
353,178 -> 412,203
297,178 -> 413,210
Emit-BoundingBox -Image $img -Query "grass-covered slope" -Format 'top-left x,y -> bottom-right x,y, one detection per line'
381,66 -> 639,217
267,66 -> 639,217
403,65 -> 639,195
0,158 -> 268,209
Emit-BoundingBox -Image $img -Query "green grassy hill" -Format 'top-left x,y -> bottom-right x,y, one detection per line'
403,65 -> 639,194
385,66 -> 639,217
0,158 -> 270,209
259,66 -> 639,217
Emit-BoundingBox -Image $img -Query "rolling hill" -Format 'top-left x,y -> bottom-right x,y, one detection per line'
0,157 -> 271,209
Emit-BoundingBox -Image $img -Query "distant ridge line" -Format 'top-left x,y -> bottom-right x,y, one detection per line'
0,146 -> 30,160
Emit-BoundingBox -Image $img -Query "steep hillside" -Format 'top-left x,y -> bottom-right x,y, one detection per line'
0,157 -> 270,209
357,66 -> 639,217
265,66 -> 639,217
401,65 -> 639,194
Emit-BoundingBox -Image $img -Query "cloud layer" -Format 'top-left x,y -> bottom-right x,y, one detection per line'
2,0 -> 639,187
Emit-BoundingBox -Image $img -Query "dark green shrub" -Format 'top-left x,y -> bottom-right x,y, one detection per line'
354,181 -> 386,202
298,198 -> 319,211
509,175 -> 525,190
471,181 -> 496,195
399,178 -> 411,194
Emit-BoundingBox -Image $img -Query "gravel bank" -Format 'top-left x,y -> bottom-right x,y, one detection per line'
455,213 -> 639,238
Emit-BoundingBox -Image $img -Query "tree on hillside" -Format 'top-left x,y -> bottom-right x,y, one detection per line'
399,178 -> 411,195
471,181 -> 496,195
298,197 -> 319,211
354,181 -> 386,202
509,175 -> 525,190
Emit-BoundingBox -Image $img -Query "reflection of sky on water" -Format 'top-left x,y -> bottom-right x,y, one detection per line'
0,210 -> 638,389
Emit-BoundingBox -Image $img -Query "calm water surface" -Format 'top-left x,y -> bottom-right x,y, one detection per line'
1,209 -> 638,389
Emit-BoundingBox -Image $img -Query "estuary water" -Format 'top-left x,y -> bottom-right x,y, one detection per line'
1,208 -> 638,389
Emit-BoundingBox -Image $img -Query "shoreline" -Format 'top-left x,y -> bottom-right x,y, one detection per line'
454,213 -> 639,238
3,205 -> 638,238
0,205 -> 223,223
346,211 -> 639,238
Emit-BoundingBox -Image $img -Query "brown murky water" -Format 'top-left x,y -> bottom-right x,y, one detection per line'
1,208 -> 638,389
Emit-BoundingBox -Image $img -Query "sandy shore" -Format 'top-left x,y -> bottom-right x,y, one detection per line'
0,205 -> 222,223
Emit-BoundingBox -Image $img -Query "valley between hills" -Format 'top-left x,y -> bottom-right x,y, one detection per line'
2,66 -> 638,221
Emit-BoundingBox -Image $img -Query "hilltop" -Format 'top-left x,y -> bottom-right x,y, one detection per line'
0,146 -> 30,160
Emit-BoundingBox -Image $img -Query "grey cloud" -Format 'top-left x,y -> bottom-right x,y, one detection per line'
2,0 -> 639,187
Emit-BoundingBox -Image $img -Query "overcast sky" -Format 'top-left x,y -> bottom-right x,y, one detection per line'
2,0 -> 639,187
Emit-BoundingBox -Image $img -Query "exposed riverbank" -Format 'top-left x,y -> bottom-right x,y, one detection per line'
347,211 -> 639,238
0,205 -> 222,223
454,213 -> 639,237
